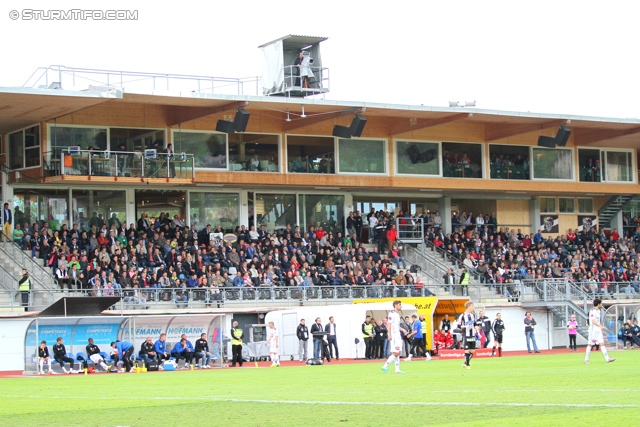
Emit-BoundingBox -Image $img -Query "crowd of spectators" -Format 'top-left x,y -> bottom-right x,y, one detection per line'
17,209 -> 433,308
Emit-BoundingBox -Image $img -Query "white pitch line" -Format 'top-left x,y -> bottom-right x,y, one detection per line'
0,395 -> 635,409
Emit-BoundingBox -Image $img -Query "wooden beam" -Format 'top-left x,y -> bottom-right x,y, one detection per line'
282,108 -> 358,132
484,119 -> 566,142
573,126 -> 640,145
166,101 -> 247,127
389,113 -> 470,136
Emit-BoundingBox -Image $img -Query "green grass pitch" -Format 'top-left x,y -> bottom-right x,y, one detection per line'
1,352 -> 637,427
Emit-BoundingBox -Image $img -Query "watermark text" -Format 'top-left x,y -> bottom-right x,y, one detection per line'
10,9 -> 138,21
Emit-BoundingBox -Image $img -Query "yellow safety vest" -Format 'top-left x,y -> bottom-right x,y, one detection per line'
19,277 -> 30,291
460,272 -> 470,285
231,328 -> 243,346
363,322 -> 373,338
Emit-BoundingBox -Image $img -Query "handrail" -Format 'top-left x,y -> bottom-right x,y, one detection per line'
0,240 -> 58,291
422,239 -> 481,283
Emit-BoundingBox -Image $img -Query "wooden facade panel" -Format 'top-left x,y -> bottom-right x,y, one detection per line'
496,199 -> 531,234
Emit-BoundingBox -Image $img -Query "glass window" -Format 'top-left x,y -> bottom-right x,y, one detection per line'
338,139 -> 386,174
72,190 -> 126,232
578,198 -> 594,214
286,135 -> 335,174
135,190 -> 186,224
13,189 -> 68,230
49,126 -> 107,159
559,197 -> 575,214
228,133 -> 279,172
396,141 -> 439,175
298,194 -> 344,235
9,125 -> 40,169
605,151 -> 633,182
173,131 -> 227,169
532,148 -> 573,180
442,142 -> 482,178
578,148 -> 601,182
110,128 -> 164,152
255,194 -> 296,233
189,192 -> 239,232
540,197 -> 556,213
489,144 -> 530,180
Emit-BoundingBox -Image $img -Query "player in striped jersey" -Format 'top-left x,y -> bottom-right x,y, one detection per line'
457,301 -> 480,369
585,298 -> 615,364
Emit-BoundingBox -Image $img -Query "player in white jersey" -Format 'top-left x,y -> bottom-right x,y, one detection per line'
457,301 -> 480,369
382,300 -> 409,374
264,321 -> 280,367
585,298 -> 615,364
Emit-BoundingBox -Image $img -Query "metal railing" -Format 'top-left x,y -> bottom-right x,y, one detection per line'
24,65 -> 261,96
0,240 -> 58,290
44,150 -> 195,180
282,65 -> 330,93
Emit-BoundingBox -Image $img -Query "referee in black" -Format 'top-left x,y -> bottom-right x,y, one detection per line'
491,313 -> 506,357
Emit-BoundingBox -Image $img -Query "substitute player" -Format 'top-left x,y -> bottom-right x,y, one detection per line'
265,321 -> 280,367
382,300 -> 409,374
491,313 -> 505,357
86,338 -> 110,371
585,298 -> 615,364
38,340 -> 53,375
457,301 -> 480,369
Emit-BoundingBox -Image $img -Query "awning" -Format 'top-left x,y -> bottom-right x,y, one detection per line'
36,297 -> 122,317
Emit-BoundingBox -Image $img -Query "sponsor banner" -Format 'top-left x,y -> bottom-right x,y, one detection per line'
438,349 -> 493,359
166,323 -> 207,343
26,324 -> 73,347
578,216 -> 596,232
540,215 -> 559,233
73,323 -> 120,346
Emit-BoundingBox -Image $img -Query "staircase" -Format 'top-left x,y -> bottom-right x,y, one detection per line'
598,195 -> 634,229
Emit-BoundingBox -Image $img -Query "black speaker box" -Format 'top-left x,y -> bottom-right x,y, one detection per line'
537,136 -> 556,148
216,120 -> 235,134
555,126 -> 571,147
349,114 -> 367,137
332,125 -> 352,139
233,108 -> 250,133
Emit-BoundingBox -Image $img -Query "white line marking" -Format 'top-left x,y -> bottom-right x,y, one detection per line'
0,395 -> 634,409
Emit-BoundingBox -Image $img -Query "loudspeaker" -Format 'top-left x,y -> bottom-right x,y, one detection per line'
555,126 -> 571,147
216,120 -> 235,134
349,114 -> 367,137
406,144 -> 420,164
233,108 -> 250,133
537,136 -> 556,148
332,125 -> 352,139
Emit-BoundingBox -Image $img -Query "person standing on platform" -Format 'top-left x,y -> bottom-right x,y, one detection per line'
18,269 -> 30,311
325,316 -> 339,361
1,202 -> 12,242
293,52 -> 304,87
230,320 -> 244,367
296,318 -> 309,362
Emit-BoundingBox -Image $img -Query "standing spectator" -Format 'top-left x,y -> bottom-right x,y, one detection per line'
296,318 -> 309,362
491,313 -> 505,357
567,314 -> 578,351
373,319 -> 386,359
1,202 -> 12,242
53,337 -> 76,374
410,314 -> 426,359
354,210 -> 363,241
419,314 -> 431,360
459,266 -> 470,296
386,224 -> 398,252
18,269 -> 30,311
362,315 -> 374,359
311,317 -> 324,360
524,312 -> 540,353
325,316 -> 339,361
400,315 -> 413,358
230,320 -> 244,367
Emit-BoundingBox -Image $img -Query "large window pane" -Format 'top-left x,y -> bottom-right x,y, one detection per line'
578,148 -> 601,182
189,192 -> 239,232
287,135 -> 335,174
532,148 -> 573,180
489,144 -> 530,180
72,190 -> 126,232
228,133 -> 279,172
578,198 -> 594,214
255,194 -> 296,232
50,126 -> 107,159
442,142 -> 482,178
9,131 -> 23,170
540,197 -> 556,213
298,194 -> 344,235
338,139 -> 385,173
606,151 -> 632,182
559,197 -> 575,213
13,189 -> 68,230
173,131 -> 227,169
110,128 -> 164,151
396,141 -> 439,175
